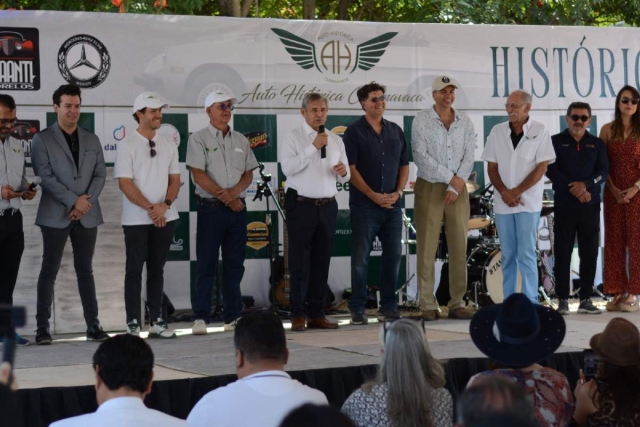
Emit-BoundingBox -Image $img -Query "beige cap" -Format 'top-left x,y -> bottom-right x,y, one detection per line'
432,75 -> 459,91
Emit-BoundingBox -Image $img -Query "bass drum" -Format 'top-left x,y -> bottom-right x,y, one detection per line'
466,244 -> 535,306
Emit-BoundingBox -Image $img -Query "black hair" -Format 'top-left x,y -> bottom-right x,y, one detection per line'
279,404 -> 355,427
133,107 -> 147,124
0,94 -> 16,111
356,81 -> 386,103
234,310 -> 287,364
566,102 -> 592,117
52,84 -> 82,106
92,334 -> 154,393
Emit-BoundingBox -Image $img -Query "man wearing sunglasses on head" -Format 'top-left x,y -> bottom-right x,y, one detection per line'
186,92 -> 258,335
546,102 -> 608,315
114,92 -> 180,339
31,84 -> 108,345
343,82 -> 409,324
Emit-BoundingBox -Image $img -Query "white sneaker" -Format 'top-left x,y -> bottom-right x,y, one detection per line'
148,318 -> 176,339
192,319 -> 207,335
224,318 -> 240,331
127,319 -> 140,336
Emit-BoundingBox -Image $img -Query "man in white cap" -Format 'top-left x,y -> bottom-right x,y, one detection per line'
411,75 -> 477,321
114,92 -> 180,338
186,91 -> 258,334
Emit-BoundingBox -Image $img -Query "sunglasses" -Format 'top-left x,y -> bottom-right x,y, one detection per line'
382,317 -> 425,341
0,118 -> 17,127
621,97 -> 640,105
149,140 -> 156,157
569,115 -> 590,122
370,95 -> 387,103
215,103 -> 235,111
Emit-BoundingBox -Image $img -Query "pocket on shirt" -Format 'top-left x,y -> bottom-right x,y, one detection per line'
519,142 -> 538,160
232,151 -> 246,171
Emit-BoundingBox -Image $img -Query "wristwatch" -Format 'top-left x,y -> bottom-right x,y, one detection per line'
397,190 -> 403,198
164,198 -> 172,208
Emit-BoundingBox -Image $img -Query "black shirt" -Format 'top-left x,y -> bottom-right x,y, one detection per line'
546,129 -> 609,207
343,116 -> 409,208
61,128 -> 79,171
509,123 -> 525,150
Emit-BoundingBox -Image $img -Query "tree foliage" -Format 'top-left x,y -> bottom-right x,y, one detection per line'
1,0 -> 639,27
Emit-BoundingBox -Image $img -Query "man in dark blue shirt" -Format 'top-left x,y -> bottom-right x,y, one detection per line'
343,82 -> 409,324
546,102 -> 608,315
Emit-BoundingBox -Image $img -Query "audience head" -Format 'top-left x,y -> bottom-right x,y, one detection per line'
92,334 -> 154,404
469,293 -> 565,367
234,310 -> 288,377
279,404 -> 355,427
589,317 -> 640,412
456,375 -> 534,427
373,318 -> 445,427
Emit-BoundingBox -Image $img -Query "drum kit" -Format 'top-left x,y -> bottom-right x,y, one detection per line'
399,182 -> 558,309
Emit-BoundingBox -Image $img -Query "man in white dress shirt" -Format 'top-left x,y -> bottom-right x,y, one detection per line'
411,75 -> 477,321
280,93 -> 350,331
51,334 -> 187,427
481,90 -> 556,303
187,311 -> 328,427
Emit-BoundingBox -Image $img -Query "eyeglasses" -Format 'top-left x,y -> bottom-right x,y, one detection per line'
215,103 -> 235,111
621,97 -> 640,105
149,140 -> 156,157
569,115 -> 590,122
382,317 -> 426,341
370,95 -> 387,103
0,118 -> 17,127
505,103 -> 524,109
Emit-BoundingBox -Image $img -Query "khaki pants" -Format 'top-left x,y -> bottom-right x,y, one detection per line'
414,178 -> 469,311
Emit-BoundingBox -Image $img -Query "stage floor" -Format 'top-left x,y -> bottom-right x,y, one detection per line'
10,300 -> 639,390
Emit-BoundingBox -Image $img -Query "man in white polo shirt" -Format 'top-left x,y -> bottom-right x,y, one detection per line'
114,92 -> 180,338
51,334 -> 187,427
280,93 -> 349,331
481,90 -> 555,303
187,311 -> 328,427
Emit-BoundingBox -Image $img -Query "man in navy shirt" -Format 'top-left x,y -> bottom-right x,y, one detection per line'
546,102 -> 608,315
343,82 -> 409,324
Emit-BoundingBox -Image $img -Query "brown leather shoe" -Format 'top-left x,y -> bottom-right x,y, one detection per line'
606,294 -> 626,312
422,310 -> 439,321
291,317 -> 306,331
448,306 -> 476,319
306,317 -> 339,329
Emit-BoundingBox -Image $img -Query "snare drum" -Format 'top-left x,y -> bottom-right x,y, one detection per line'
469,195 -> 491,230
466,244 -> 529,306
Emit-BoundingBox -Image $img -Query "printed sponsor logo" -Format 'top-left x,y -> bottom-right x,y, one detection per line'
330,125 -> 347,138
113,125 -> 126,141
244,130 -> 269,150
58,34 -> 110,88
0,28 -> 40,90
271,28 -> 397,83
247,221 -> 269,250
170,237 -> 184,251
157,123 -> 180,146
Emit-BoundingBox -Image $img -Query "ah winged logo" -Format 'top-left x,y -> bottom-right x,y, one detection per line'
271,28 -> 398,75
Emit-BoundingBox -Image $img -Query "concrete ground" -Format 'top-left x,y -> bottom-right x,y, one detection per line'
8,299 -> 638,390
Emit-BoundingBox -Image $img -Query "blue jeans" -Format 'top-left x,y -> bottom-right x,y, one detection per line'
494,211 -> 541,303
193,202 -> 247,323
349,205 -> 402,314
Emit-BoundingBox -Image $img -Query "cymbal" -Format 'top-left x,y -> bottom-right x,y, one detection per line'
466,180 -> 480,193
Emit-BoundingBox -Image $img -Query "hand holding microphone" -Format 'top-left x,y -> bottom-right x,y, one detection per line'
313,125 -> 328,158
27,176 -> 41,192
21,176 -> 40,200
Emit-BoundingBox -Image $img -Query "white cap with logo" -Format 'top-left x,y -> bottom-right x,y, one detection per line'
132,92 -> 169,114
204,91 -> 239,112
432,75 -> 459,91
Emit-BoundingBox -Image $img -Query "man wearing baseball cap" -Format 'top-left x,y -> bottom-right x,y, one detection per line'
114,92 -> 180,339
411,75 -> 477,321
186,91 -> 258,334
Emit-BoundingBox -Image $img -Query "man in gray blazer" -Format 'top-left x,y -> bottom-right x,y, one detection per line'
31,84 -> 108,345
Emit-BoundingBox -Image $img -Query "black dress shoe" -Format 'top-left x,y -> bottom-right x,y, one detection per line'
86,324 -> 109,342
35,327 -> 52,345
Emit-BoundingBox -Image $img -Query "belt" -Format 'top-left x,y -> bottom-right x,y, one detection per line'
0,208 -> 19,216
196,195 -> 245,207
297,196 -> 336,206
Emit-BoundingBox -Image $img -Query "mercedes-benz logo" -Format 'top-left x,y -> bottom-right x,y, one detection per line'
442,77 -> 450,83
58,34 -> 110,89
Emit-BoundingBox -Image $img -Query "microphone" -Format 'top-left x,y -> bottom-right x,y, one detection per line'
27,176 -> 41,191
318,125 -> 326,159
